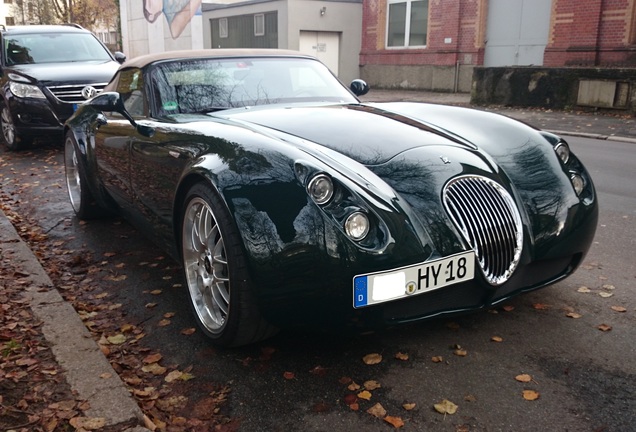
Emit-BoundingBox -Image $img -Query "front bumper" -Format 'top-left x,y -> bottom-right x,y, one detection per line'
6,94 -> 75,138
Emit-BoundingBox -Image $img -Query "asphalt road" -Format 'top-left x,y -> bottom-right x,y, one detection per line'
0,135 -> 634,431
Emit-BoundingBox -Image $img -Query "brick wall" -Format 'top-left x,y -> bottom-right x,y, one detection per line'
544,0 -> 636,66
360,0 -> 485,67
360,0 -> 636,90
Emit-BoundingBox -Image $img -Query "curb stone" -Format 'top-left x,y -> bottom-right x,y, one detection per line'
0,208 -> 150,432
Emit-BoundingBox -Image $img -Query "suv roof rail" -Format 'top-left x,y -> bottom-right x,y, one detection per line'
62,23 -> 84,29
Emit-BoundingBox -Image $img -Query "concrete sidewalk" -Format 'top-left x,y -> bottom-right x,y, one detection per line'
2,90 -> 634,431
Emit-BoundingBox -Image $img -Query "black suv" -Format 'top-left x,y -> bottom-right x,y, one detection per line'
0,24 -> 126,150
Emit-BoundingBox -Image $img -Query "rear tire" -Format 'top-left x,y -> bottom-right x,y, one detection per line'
181,182 -> 277,346
1,104 -> 32,151
64,131 -> 103,219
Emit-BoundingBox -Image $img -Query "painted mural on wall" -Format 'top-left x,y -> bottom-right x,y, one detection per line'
143,0 -> 202,38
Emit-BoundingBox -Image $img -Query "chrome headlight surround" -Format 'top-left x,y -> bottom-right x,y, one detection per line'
307,173 -> 334,205
344,211 -> 370,241
554,141 -> 570,164
570,173 -> 585,195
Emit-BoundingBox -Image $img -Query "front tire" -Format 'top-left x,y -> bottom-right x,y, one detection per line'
1,104 -> 32,151
181,182 -> 277,346
64,132 -> 103,219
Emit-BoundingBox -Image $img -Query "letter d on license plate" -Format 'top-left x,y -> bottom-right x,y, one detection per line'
353,251 -> 475,308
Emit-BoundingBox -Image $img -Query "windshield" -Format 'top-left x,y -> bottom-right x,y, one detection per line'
4,32 -> 113,65
150,57 -> 358,116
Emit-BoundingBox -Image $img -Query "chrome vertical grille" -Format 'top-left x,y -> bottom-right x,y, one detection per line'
443,175 -> 523,286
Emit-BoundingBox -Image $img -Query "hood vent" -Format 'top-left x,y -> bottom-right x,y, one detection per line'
443,175 -> 523,286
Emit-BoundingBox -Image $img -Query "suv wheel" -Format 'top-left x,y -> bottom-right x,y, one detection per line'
1,104 -> 31,151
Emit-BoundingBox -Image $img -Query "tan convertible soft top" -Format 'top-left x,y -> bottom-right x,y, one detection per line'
120,49 -> 312,69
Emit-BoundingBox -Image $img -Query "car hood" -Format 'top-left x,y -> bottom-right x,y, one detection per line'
219,104 -> 473,165
8,61 -> 119,85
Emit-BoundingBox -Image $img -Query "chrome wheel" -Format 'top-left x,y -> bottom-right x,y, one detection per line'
64,137 -> 82,214
1,106 -> 16,146
182,197 -> 230,334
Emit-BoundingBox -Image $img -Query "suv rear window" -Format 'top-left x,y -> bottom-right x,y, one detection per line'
4,32 -> 113,65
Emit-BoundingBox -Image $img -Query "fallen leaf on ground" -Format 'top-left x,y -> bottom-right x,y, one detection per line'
577,286 -> 591,293
364,380 -> 381,390
611,306 -> 627,313
358,390 -> 372,400
363,353 -> 383,365
107,334 -> 126,345
453,348 -> 467,357
384,416 -> 405,428
431,356 -> 444,363
515,374 -> 532,383
283,371 -> 295,380
366,403 -> 387,418
566,312 -> 582,319
402,403 -> 416,410
348,382 -> 361,391
69,417 -> 106,430
522,390 -> 540,401
532,303 -> 550,310
598,324 -> 612,332
502,305 -> 515,312
491,336 -> 503,342
434,399 -> 458,415
142,363 -> 167,375
343,393 -> 357,406
394,352 -> 409,361
598,292 -> 614,298
143,353 -> 162,364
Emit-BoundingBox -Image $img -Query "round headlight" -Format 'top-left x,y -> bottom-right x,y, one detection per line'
555,141 -> 570,164
570,173 -> 585,195
344,212 -> 370,241
307,174 -> 334,205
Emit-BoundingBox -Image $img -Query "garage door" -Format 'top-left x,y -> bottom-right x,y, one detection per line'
299,31 -> 340,76
484,0 -> 552,66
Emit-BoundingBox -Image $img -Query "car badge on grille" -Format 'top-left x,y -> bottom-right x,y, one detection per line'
81,86 -> 98,100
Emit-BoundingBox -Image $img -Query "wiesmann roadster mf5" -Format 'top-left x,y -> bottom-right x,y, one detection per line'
64,50 -> 598,346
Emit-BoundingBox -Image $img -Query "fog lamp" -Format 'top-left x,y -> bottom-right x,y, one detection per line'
307,174 -> 334,205
570,173 -> 585,195
345,212 -> 370,241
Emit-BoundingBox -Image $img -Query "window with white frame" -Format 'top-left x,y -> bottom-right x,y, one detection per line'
254,14 -> 265,36
386,0 -> 428,48
219,18 -> 228,38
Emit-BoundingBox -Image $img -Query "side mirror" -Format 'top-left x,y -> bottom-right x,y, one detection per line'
87,92 -> 154,138
350,79 -> 369,97
114,51 -> 127,64
87,91 -> 123,112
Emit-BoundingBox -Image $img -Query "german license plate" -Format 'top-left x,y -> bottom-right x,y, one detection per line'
353,251 -> 475,308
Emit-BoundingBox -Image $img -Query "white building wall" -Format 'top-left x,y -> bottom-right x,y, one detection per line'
120,1 -> 204,59
202,0 -> 361,82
